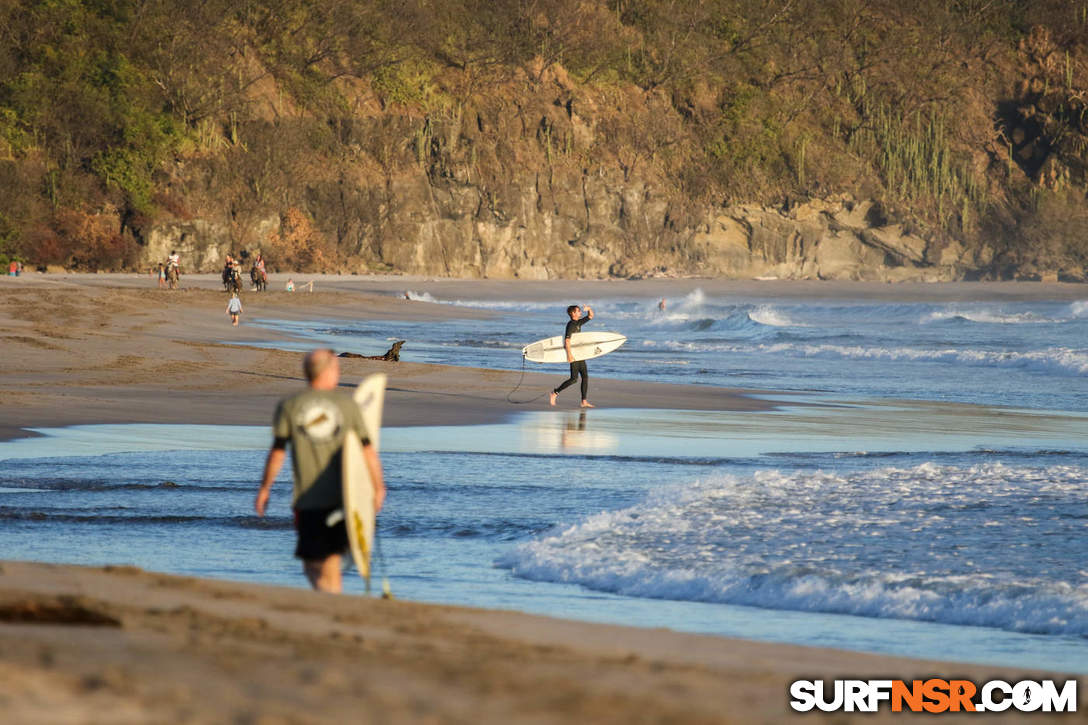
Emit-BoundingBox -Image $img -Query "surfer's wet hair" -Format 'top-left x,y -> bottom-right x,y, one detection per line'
567,305 -> 580,316
303,348 -> 336,381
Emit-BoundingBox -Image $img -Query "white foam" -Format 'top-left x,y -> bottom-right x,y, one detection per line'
648,340 -> 1088,377
922,307 -> 1054,324
676,288 -> 706,309
402,293 -> 556,311
640,289 -> 711,326
779,343 -> 1088,376
501,463 -> 1088,635
748,305 -> 797,327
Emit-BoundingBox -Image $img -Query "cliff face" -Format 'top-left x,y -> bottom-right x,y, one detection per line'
148,180 -> 994,282
138,46 -> 1088,283
5,1 -> 1088,281
140,67 -> 1065,283
140,157 -> 1071,283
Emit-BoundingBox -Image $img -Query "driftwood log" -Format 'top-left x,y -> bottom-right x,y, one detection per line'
339,340 -> 405,362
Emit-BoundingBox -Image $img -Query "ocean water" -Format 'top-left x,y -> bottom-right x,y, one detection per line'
2,289 -> 1087,673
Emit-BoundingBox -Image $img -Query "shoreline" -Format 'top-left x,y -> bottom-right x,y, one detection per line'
2,276 -> 1085,720
0,560 -> 1079,723
3,273 -> 1083,442
0,277 -> 776,442
6,270 -> 1088,301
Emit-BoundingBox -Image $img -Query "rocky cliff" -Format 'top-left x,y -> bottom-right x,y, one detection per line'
148,182 -> 995,282
4,1 -> 1088,282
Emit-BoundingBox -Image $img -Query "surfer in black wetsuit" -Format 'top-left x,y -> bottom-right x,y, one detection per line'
550,304 -> 595,408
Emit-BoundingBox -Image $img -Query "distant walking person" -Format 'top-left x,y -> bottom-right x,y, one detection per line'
549,304 -> 595,408
226,292 -> 243,326
255,349 -> 385,593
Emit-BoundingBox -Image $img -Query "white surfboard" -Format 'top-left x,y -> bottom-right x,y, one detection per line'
341,373 -> 386,582
353,372 -> 386,451
522,331 -> 627,364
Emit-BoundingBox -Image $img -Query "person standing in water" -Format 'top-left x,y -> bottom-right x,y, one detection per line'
255,349 -> 385,593
549,304 -> 595,408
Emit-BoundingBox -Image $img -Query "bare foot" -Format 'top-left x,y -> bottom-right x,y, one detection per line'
580,400 -> 594,408
549,391 -> 557,406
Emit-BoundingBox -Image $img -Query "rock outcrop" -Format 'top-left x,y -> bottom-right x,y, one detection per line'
147,181 -> 981,282
690,199 -> 987,282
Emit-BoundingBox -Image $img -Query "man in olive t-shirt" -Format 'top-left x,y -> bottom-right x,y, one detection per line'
255,349 -> 385,593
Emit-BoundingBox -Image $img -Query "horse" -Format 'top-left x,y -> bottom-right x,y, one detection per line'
250,265 -> 267,291
166,264 -> 180,290
222,266 -> 241,293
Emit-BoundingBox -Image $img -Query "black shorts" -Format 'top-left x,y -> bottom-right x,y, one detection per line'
293,507 -> 348,561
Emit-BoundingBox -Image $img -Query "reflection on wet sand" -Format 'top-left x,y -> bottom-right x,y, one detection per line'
402,397 -> 1088,461
530,410 -> 617,453
560,410 -> 587,450
4,396 -> 1087,463
558,410 -> 621,452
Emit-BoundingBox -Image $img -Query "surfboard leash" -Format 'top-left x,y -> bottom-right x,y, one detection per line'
505,355 -> 549,405
374,526 -> 393,599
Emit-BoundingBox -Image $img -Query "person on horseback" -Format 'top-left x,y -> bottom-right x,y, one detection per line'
222,255 -> 235,292
251,252 -> 267,291
165,250 -> 181,289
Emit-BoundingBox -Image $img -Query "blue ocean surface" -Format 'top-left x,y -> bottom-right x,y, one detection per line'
1,289 -> 1087,673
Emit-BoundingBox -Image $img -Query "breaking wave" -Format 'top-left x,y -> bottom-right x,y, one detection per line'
500,463 -> 1088,636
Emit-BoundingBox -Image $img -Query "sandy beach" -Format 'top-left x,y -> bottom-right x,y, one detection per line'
1,274 -> 1084,722
0,274 -> 777,440
6,272 -> 1084,439
1,559 -> 1077,724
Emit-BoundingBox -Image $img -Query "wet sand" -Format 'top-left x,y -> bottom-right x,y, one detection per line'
5,272 -> 1083,441
0,275 -> 774,441
1,274 -> 1085,722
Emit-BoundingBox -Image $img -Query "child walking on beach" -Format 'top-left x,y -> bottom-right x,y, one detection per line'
226,292 -> 243,326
